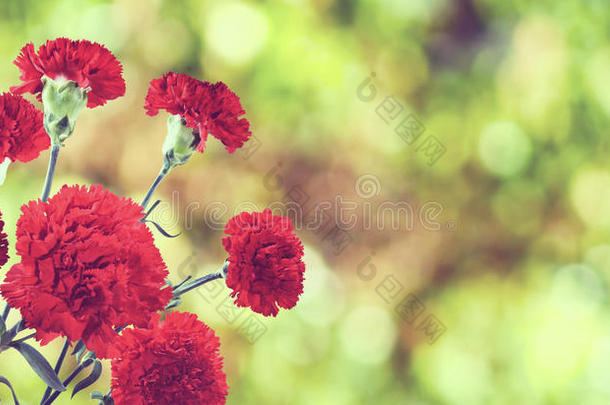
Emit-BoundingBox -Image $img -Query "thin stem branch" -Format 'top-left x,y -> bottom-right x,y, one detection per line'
175,271 -> 223,296
10,332 -> 35,344
141,163 -> 170,210
41,144 -> 60,202
172,263 -> 228,299
1,302 -> 9,322
40,338 -> 69,404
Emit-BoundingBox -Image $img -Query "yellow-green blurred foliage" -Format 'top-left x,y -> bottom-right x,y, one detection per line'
1,0 -> 610,404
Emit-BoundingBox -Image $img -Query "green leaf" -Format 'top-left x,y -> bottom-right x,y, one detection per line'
90,391 -> 104,400
143,219 -> 181,238
71,340 -> 87,362
80,350 -> 96,365
0,375 -> 19,404
1,319 -> 27,345
72,360 -> 102,398
0,321 -> 22,345
0,316 -> 5,336
9,342 -> 66,392
71,339 -> 85,356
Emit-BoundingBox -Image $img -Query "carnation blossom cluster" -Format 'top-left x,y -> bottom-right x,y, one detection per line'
223,209 -> 306,317
111,312 -> 228,405
0,37 -> 305,405
1,185 -> 172,358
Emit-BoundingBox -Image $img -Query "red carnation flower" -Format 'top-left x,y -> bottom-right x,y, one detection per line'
0,92 -> 49,163
111,311 -> 228,405
0,185 -> 172,358
0,210 -> 8,268
144,72 -> 251,153
10,38 -> 125,108
222,209 -> 305,317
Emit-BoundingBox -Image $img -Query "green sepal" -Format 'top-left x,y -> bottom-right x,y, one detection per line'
162,114 -> 198,169
41,75 -> 88,146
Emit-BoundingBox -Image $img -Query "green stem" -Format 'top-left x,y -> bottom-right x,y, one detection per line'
41,338 -> 69,404
1,302 -> 9,321
172,263 -> 228,299
41,144 -> 60,202
141,162 -> 171,210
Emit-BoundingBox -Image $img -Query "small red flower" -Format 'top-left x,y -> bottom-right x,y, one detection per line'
111,311 -> 228,405
0,210 -> 8,268
0,92 -> 49,163
222,209 -> 305,317
0,185 -> 172,358
10,38 -> 125,108
144,72 -> 251,153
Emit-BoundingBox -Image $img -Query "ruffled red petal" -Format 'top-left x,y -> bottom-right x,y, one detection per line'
0,185 -> 172,358
222,208 -> 305,317
10,38 -> 125,108
144,72 -> 251,153
111,312 -> 228,405
0,210 -> 8,268
0,93 -> 49,163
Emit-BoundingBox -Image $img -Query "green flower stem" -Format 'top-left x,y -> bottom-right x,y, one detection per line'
41,338 -> 69,404
37,144 -> 63,405
172,263 -> 229,299
173,271 -> 223,297
41,144 -> 60,202
38,143 -> 63,405
1,302 -> 9,321
141,162 -> 171,211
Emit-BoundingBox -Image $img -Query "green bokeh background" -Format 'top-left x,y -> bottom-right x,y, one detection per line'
1,0 -> 610,404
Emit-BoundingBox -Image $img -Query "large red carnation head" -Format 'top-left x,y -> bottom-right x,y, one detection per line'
0,209 -> 8,268
222,208 -> 305,317
144,72 -> 251,153
0,185 -> 172,358
0,92 -> 49,163
111,311 -> 228,405
10,38 -> 125,108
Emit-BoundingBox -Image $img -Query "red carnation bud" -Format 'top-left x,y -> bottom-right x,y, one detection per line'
222,208 -> 306,317
144,72 -> 251,166
11,38 -> 125,108
111,311 -> 228,405
10,38 -> 126,145
0,185 -> 172,358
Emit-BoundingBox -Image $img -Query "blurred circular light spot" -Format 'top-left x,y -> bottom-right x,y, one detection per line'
377,0 -> 448,23
553,263 -> 605,308
585,245 -> 610,278
586,48 -> 610,118
296,248 -> 345,327
141,20 -> 192,69
570,169 -> 610,229
204,2 -> 269,66
478,121 -> 531,177
414,342 -> 493,404
339,306 -> 396,365
275,318 -> 330,365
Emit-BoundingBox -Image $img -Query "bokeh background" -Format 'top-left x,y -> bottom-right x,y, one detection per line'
1,0 -> 610,404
